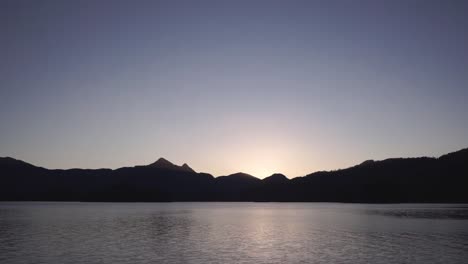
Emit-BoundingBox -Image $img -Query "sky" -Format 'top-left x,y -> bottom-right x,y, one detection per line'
1,0 -> 467,178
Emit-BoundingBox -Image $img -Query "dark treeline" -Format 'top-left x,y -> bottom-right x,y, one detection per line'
1,148 -> 467,203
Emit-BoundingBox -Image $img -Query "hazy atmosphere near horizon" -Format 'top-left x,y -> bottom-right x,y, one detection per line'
1,0 -> 468,178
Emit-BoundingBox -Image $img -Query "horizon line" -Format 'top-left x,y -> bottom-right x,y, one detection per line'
2,146 -> 466,179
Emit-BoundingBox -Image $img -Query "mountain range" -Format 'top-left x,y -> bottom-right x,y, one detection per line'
1,148 -> 467,202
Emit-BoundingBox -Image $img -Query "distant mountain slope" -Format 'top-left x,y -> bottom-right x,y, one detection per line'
0,148 -> 467,202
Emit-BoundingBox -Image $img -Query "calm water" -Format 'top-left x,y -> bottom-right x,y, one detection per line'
0,203 -> 467,264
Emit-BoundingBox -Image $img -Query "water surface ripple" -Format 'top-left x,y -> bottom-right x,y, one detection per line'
0,202 -> 467,264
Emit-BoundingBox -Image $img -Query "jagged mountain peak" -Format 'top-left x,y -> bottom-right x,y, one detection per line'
181,163 -> 195,172
150,157 -> 174,167
148,158 -> 195,173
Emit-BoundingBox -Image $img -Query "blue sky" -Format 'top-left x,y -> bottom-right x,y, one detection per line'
1,0 -> 467,178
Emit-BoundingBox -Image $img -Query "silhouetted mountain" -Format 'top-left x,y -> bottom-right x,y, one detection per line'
1,148 -> 467,202
214,173 -> 261,201
147,158 -> 195,173
263,173 -> 288,184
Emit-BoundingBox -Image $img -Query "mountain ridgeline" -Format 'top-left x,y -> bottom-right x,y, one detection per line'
1,148 -> 467,202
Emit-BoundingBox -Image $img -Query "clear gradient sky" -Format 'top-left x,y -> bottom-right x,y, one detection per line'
1,0 -> 467,178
